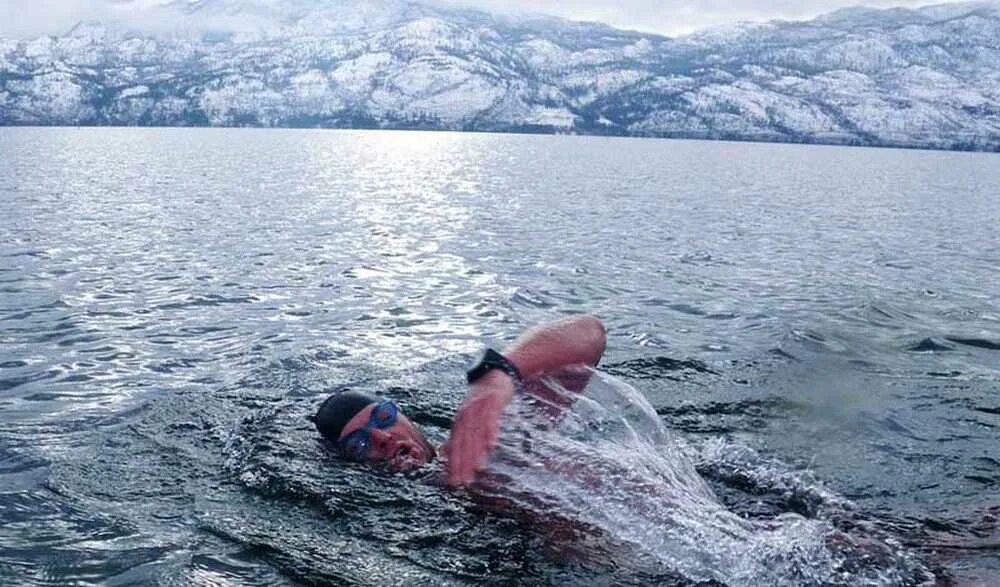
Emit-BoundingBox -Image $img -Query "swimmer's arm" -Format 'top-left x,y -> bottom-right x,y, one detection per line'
504,314 -> 607,378
445,315 -> 606,487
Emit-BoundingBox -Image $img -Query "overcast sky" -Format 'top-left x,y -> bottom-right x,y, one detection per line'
0,0 -> 974,39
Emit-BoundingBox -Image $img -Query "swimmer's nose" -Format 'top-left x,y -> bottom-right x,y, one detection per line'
369,428 -> 396,457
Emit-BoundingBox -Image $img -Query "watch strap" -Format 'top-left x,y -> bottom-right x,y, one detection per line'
467,348 -> 523,385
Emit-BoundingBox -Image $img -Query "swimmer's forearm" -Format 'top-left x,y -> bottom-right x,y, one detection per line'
503,315 -> 606,377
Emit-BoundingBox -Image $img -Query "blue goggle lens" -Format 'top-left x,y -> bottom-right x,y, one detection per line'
340,401 -> 398,462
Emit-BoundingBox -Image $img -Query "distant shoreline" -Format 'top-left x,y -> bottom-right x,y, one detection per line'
3,123 -> 997,154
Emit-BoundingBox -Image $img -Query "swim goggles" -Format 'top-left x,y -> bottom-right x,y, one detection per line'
339,400 -> 398,462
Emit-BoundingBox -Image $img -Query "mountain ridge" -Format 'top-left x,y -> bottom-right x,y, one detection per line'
2,0 -> 998,151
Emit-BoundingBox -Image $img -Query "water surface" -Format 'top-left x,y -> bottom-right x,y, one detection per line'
1,128 -> 998,584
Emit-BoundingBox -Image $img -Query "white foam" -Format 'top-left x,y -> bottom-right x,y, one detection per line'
479,369 -> 879,585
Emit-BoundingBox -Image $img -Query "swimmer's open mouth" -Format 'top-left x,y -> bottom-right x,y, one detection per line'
390,442 -> 435,471
390,444 -> 419,469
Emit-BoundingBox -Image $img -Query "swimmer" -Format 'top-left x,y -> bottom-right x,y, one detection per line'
312,315 -> 607,487
312,316 -> 944,583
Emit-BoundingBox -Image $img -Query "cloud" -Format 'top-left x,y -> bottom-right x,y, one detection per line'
0,0 -> 979,39
0,0 -> 103,38
0,0 -> 178,38
437,0 -> 976,36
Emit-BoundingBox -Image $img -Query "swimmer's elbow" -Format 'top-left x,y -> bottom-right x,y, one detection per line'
584,315 -> 607,341
574,315 -> 607,363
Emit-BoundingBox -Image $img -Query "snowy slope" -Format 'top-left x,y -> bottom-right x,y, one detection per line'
1,0 -> 998,151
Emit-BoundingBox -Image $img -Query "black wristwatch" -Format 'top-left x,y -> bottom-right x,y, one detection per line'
467,348 -> 523,385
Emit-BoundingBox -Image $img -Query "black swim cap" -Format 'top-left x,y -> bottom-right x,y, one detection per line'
313,390 -> 377,443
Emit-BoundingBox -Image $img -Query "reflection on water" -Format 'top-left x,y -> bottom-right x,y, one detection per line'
328,131 -> 504,365
1,128 -> 998,584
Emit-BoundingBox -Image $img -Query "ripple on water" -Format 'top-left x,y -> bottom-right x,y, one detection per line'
906,338 -> 955,352
945,336 -> 1000,351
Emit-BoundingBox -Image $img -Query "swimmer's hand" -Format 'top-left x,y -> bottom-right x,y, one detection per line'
444,371 -> 516,488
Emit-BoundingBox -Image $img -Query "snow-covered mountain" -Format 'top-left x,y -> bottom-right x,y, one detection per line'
2,0 -> 999,151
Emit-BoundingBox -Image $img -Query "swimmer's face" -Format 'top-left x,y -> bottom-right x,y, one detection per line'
338,403 -> 436,471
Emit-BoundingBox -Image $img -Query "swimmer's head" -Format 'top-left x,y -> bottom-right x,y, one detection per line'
313,391 -> 436,471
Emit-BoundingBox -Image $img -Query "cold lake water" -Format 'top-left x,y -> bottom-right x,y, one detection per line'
0,127 -> 998,585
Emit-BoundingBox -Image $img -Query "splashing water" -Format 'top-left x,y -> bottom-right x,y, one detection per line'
480,369 -> 928,586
